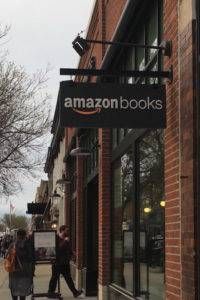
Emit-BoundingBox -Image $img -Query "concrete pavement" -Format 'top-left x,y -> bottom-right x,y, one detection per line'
0,260 -> 97,300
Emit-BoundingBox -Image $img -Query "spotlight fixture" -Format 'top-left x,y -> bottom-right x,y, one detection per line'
70,147 -> 91,157
72,35 -> 89,56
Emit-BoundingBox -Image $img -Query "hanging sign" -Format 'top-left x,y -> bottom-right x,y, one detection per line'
59,81 -> 166,128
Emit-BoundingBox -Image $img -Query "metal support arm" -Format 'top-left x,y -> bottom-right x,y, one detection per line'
60,67 -> 173,81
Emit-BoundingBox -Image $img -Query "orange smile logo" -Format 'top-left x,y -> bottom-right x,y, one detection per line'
72,107 -> 101,115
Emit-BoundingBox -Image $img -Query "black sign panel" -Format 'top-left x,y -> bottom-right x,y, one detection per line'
27,203 -> 46,215
59,82 -> 166,128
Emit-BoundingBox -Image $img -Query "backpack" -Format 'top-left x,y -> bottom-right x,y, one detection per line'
4,245 -> 16,272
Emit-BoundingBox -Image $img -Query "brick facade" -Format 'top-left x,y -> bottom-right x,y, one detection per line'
163,1 -> 181,299
61,0 -> 198,299
179,20 -> 196,300
98,128 -> 111,286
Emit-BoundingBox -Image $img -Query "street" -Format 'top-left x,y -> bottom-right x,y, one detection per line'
0,260 -> 96,300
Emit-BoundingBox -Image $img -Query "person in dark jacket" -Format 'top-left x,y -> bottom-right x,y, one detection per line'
48,225 -> 82,298
8,229 -> 34,300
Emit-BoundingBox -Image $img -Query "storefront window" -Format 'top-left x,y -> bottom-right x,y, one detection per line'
138,130 -> 165,299
82,129 -> 98,181
70,198 -> 76,253
112,0 -> 161,149
112,149 -> 134,293
111,1 -> 164,297
146,1 -> 158,61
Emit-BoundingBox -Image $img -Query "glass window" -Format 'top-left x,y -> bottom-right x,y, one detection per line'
146,1 -> 158,61
111,2 -> 164,296
112,129 -> 118,150
70,198 -> 76,253
126,47 -> 135,84
82,129 -> 98,181
112,149 -> 134,293
146,1 -> 159,84
135,27 -> 145,72
138,130 -> 165,300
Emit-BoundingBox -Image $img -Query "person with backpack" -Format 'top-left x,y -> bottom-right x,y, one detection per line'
47,225 -> 82,298
7,229 -> 34,300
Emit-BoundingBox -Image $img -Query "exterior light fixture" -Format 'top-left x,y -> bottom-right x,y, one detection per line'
160,200 -> 165,207
51,221 -> 57,230
72,35 -> 90,56
56,174 -> 71,193
52,190 -> 61,206
56,175 -> 71,185
70,147 -> 91,157
144,207 -> 152,214
52,190 -> 61,199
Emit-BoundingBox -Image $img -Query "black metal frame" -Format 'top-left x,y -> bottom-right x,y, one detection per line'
31,230 -> 62,299
60,67 -> 172,81
31,262 -> 62,300
68,25 -> 172,81
72,35 -> 172,57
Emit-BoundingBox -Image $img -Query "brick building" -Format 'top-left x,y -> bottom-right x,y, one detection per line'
44,0 -> 200,299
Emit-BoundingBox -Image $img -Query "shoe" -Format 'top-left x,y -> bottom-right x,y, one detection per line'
73,290 -> 83,298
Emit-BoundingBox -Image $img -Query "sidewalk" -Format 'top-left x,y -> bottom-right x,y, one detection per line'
0,261 -> 97,300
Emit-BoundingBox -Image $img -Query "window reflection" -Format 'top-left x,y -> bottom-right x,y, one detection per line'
139,130 -> 165,300
112,149 -> 134,293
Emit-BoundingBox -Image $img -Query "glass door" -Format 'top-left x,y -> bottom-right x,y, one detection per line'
137,129 -> 165,300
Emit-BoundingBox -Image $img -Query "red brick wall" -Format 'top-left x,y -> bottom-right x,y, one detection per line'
98,128 -> 111,285
164,1 -> 181,299
164,1 -> 196,299
105,0 -> 126,42
179,20 -> 196,299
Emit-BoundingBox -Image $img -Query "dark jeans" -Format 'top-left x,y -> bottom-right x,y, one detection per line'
48,263 -> 78,295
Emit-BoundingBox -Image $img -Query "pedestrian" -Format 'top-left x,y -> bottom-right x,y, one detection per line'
48,225 -> 82,298
8,229 -> 34,300
0,237 -> 2,257
2,235 -> 11,258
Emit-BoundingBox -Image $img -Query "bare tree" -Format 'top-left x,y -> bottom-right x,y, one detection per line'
0,30 -> 51,196
0,213 -> 29,230
0,24 -> 10,40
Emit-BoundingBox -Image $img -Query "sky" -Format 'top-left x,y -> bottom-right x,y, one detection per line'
0,0 -> 95,216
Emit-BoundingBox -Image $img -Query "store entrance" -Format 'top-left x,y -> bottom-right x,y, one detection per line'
84,176 -> 98,296
137,130 -> 165,300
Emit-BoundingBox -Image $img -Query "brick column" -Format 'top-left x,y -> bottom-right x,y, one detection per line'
99,0 -> 106,58
164,1 -> 181,299
164,0 -> 196,299
98,128 -> 111,300
179,19 -> 196,300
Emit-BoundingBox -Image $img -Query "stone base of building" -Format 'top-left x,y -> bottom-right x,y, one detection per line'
98,284 -> 109,300
70,262 -> 82,290
75,268 -> 82,290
